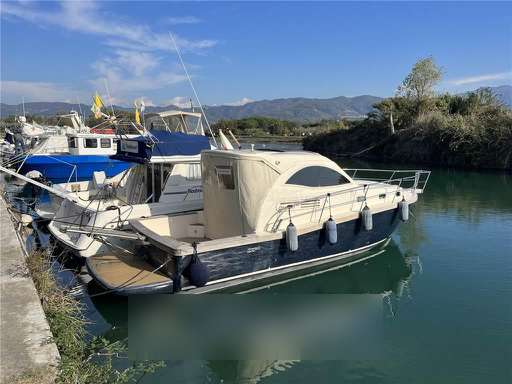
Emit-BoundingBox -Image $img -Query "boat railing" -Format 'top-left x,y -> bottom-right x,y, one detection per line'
344,169 -> 431,193
266,169 -> 431,232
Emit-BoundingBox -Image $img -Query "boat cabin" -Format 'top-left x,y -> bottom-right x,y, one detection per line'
201,149 -> 357,238
132,149 -> 418,249
67,133 -> 119,156
148,110 -> 205,136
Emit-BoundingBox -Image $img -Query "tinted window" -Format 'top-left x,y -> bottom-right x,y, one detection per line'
100,138 -> 111,148
84,138 -> 98,148
68,137 -> 77,148
286,166 -> 350,187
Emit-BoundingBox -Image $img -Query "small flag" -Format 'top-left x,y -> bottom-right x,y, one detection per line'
91,92 -> 104,119
135,108 -> 141,125
94,93 -> 104,109
134,98 -> 145,125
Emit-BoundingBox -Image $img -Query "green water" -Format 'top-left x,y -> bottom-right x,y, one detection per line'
85,160 -> 511,383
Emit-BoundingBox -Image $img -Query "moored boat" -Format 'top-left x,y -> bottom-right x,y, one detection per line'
47,111 -> 213,257
86,149 -> 430,294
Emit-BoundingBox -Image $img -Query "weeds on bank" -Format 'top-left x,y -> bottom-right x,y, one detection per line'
26,250 -> 165,384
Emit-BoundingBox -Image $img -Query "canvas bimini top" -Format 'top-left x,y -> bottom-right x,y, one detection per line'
111,131 -> 211,164
201,149 -> 355,239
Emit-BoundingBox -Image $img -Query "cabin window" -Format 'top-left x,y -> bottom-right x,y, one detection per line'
83,138 -> 98,148
68,137 -> 78,148
100,138 -> 111,148
186,163 -> 201,181
286,166 -> 350,187
215,166 -> 235,190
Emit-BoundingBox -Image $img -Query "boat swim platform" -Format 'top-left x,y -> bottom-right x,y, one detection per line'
86,238 -> 390,296
86,253 -> 173,295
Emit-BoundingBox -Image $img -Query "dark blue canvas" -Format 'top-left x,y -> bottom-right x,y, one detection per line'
111,131 -> 210,163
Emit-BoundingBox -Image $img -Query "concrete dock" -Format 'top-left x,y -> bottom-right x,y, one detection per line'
0,197 -> 59,383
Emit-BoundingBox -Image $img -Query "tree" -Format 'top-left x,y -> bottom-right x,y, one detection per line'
397,56 -> 442,102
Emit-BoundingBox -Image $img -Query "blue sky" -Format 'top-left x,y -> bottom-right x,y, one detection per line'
1,1 -> 511,106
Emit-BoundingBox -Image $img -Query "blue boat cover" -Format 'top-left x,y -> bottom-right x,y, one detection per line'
110,131 -> 210,163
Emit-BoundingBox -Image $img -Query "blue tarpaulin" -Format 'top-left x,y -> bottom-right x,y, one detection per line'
110,131 -> 211,163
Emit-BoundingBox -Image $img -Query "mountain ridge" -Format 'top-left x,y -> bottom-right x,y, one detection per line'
1,85 -> 510,122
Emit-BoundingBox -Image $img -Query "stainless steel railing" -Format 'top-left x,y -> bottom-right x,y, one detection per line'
344,169 -> 431,192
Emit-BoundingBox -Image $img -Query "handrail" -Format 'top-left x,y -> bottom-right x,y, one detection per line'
344,169 -> 431,192
265,168 -> 431,232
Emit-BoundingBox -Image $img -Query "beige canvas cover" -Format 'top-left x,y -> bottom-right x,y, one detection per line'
201,150 -> 358,239
202,150 -> 281,239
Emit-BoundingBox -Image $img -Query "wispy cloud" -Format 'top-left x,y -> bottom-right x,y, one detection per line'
222,97 -> 255,106
90,51 -> 188,106
1,1 -> 215,52
161,96 -> 193,108
1,1 -> 215,104
0,80 -> 87,103
165,16 -> 202,25
446,71 -> 512,86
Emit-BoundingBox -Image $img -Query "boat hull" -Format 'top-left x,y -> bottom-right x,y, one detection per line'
19,155 -> 133,183
190,206 -> 402,285
94,206 -> 404,295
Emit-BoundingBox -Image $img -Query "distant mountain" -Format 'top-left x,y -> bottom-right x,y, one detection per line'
482,85 -> 511,107
0,95 -> 383,123
1,85 -> 510,122
202,95 -> 383,122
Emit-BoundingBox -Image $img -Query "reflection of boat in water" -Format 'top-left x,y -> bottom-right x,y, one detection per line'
88,238 -> 416,383
254,238 -> 414,295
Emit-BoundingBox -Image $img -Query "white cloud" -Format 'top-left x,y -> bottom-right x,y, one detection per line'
165,16 -> 201,25
90,52 -> 188,106
223,97 -> 255,106
0,1 -> 215,53
1,1 -> 216,104
446,72 -> 512,86
0,80 -> 87,104
161,96 -> 193,108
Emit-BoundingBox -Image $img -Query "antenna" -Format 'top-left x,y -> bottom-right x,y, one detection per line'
76,97 -> 84,126
22,97 -> 26,117
103,78 -> 115,116
169,32 -> 218,146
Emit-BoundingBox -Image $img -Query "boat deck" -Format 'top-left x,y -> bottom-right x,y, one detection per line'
86,253 -> 173,294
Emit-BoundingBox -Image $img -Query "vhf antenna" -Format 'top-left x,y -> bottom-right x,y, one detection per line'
169,32 -> 218,146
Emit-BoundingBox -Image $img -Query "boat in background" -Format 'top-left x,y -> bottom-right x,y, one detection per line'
19,132 -> 135,183
47,110 -> 213,257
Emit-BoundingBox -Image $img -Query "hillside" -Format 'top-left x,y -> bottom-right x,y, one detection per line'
1,85 -> 509,122
0,95 -> 382,122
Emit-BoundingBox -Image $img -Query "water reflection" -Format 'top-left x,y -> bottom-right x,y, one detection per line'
87,239 -> 416,383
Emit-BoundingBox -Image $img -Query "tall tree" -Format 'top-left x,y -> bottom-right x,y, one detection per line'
397,56 -> 442,102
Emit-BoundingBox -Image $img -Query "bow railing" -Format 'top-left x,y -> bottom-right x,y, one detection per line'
344,169 -> 431,193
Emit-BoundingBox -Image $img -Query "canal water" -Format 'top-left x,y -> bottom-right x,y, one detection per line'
4,143 -> 511,383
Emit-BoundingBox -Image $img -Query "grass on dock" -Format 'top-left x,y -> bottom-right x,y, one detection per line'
20,250 -> 164,384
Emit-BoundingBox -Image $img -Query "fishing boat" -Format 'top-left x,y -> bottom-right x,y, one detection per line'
3,109 -> 136,183
46,111 -> 213,257
85,149 -> 430,294
18,132 -> 135,183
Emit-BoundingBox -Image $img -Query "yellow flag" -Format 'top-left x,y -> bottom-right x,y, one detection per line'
135,108 -> 141,125
94,93 -> 104,109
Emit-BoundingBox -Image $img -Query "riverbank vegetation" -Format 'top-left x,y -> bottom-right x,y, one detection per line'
23,250 -> 163,384
211,116 -> 348,139
303,57 -> 512,170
